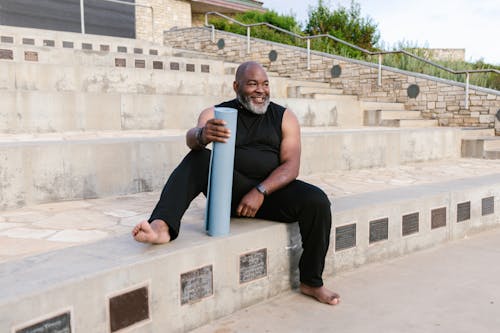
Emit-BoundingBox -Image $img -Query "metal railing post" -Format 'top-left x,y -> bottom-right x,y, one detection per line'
307,39 -> 311,70
378,54 -> 382,86
80,0 -> 85,34
246,26 -> 250,54
465,72 -> 470,109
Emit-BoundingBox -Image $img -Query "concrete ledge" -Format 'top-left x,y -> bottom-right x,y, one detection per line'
1,173 -> 499,332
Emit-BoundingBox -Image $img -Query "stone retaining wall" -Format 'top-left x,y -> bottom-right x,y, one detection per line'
164,27 -> 500,134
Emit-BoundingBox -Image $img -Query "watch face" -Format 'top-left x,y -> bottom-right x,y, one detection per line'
256,184 -> 267,195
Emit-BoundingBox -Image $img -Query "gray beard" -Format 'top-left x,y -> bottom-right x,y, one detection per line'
237,94 -> 270,115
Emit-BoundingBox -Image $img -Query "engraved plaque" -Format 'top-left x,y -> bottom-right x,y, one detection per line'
0,49 -> 13,60
43,39 -> 55,47
186,63 -> 195,72
24,51 -> 38,62
134,48 -> 143,54
117,46 -> 127,53
62,41 -> 74,48
201,64 -> 210,73
115,58 -> 126,67
407,84 -> 420,98
149,49 -> 158,55
1,36 -> 13,43
81,43 -> 92,50
457,201 -> 471,222
109,286 -> 149,332
369,218 -> 388,243
239,248 -> 267,284
335,223 -> 356,251
268,50 -> 278,62
431,207 -> 446,229
22,38 -> 35,45
153,61 -> 163,69
170,62 -> 180,70
331,64 -> 342,78
482,196 -> 494,216
135,59 -> 146,68
402,212 -> 419,236
181,265 -> 213,305
217,38 -> 225,50
16,312 -> 71,333
100,44 -> 110,52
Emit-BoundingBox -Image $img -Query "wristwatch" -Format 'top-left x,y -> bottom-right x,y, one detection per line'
255,183 -> 267,196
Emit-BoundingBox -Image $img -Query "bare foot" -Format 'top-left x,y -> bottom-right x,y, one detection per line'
132,220 -> 171,244
300,283 -> 340,305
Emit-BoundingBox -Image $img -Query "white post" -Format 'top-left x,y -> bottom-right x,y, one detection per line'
378,54 -> 382,86
80,0 -> 85,34
307,39 -> 311,70
465,72 -> 470,109
246,26 -> 250,54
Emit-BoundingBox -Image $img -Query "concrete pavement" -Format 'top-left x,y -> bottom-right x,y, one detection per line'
192,225 -> 500,333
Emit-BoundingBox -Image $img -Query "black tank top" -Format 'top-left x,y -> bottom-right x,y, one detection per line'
215,99 -> 286,180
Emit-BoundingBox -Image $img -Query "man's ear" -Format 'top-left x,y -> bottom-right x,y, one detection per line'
233,81 -> 238,93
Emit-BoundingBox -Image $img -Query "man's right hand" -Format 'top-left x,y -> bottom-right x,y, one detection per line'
202,118 -> 231,144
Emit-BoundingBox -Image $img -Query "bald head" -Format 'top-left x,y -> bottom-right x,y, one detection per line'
235,61 -> 267,85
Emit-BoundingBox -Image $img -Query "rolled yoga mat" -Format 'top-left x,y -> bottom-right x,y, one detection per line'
205,107 -> 238,236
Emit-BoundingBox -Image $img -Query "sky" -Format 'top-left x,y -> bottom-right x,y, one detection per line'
260,0 -> 500,65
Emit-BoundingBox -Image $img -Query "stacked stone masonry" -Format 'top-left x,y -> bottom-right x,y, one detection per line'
164,28 -> 500,134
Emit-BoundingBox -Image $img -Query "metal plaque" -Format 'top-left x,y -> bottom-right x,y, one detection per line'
1,36 -> 13,43
407,84 -> 420,98
457,201 -> 471,222
180,265 -> 213,305
22,38 -> 35,45
134,48 -> 143,54
431,207 -> 446,229
268,50 -> 278,62
239,248 -> 267,284
335,223 -> 356,251
149,49 -> 158,55
81,43 -> 92,50
115,58 -> 126,67
402,212 -> 419,236
331,64 -> 342,78
24,51 -> 38,62
16,312 -> 71,333
482,196 -> 494,216
109,286 -> 149,333
135,60 -> 145,69
369,218 -> 388,243
217,38 -> 225,50
496,109 -> 500,121
186,63 -> 195,72
153,61 -> 163,70
201,64 -> 210,73
117,46 -> 127,53
63,41 -> 74,49
0,49 -> 13,60
100,44 -> 110,52
170,62 -> 180,70
43,39 -> 55,47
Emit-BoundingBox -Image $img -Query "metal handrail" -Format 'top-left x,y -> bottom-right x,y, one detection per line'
204,11 -> 499,108
80,0 -> 155,42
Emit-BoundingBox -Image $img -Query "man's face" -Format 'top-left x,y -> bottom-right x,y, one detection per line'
235,65 -> 270,114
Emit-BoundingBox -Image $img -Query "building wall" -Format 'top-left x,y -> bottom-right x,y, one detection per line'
136,0 -> 192,43
164,27 -> 500,133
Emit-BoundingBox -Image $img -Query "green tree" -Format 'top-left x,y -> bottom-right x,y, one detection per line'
305,0 -> 380,58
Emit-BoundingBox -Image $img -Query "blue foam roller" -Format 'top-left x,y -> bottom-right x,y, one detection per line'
205,107 -> 238,236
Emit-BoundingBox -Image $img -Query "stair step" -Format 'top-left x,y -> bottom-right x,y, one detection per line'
288,86 -> 343,97
361,101 -> 406,111
397,119 -> 439,127
460,127 -> 496,139
462,137 -> 500,158
485,149 -> 500,159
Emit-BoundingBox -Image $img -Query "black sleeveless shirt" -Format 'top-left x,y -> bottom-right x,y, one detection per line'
215,99 -> 286,180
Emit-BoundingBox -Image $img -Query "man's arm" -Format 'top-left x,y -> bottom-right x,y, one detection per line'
186,107 -> 231,150
236,109 -> 301,217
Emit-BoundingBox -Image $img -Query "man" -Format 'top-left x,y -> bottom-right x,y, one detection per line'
132,61 -> 340,305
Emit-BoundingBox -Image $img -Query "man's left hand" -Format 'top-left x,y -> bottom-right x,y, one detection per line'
236,188 -> 264,218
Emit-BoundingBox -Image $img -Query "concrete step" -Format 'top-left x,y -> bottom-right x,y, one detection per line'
361,101 -> 406,111
0,127 -> 461,210
392,119 -> 439,128
460,127 -> 496,139
0,90 -> 364,133
485,149 -> 500,159
1,159 -> 499,332
305,93 -> 359,101
364,109 -> 423,126
462,137 -> 500,158
287,86 -> 343,98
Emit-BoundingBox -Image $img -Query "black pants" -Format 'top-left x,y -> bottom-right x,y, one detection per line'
149,149 -> 332,287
